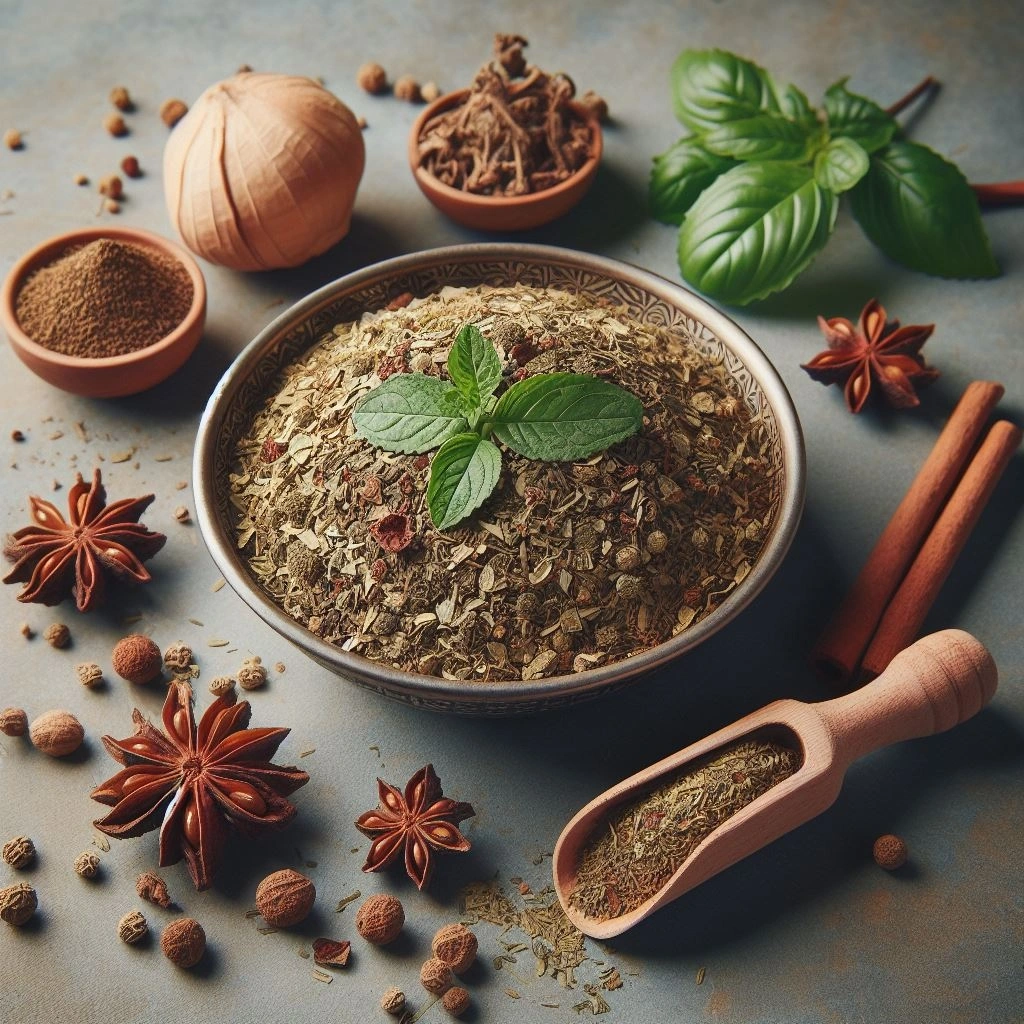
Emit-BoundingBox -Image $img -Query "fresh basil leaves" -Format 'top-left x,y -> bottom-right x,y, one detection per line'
353,324 -> 643,530
654,50 -> 998,304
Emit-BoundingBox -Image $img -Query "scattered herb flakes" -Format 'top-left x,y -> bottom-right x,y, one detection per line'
244,910 -> 260,919
299,748 -> 317,758
188,618 -> 204,626
73,422 -> 89,442
258,926 -> 278,935
311,968 -> 333,984
696,966 -> 706,985
230,284 -> 779,684
211,578 -> 226,592
541,1002 -> 561,1008
335,890 -> 361,913
369,745 -> 381,757
175,481 -> 188,490
298,947 -> 311,959
109,449 -> 134,463
154,454 -> 174,462
306,860 -> 318,869
504,988 -> 522,999
121,614 -> 143,625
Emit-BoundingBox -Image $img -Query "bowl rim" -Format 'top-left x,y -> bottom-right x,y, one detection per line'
0,225 -> 207,369
408,89 -> 603,210
193,243 -> 805,708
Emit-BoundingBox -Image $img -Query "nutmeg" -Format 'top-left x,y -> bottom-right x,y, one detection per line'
209,676 -> 235,697
0,882 -> 37,926
380,988 -> 406,1014
2,835 -> 36,869
431,923 -> 478,974
873,833 -> 908,870
112,634 -> 162,684
161,917 -> 205,967
356,62 -> 388,95
255,868 -> 315,927
393,75 -> 421,103
74,851 -> 101,879
420,957 -> 453,995
44,622 -> 70,648
237,657 -> 267,691
118,909 -> 149,944
76,662 -> 104,689
355,893 -> 404,945
29,709 -> 84,757
163,641 -> 194,675
441,986 -> 471,1017
0,707 -> 28,737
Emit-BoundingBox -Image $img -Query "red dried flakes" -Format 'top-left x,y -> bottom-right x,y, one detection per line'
618,513 -> 638,534
509,340 -> 539,365
386,292 -> 414,311
370,558 -> 388,582
413,455 -> 430,472
524,486 -> 546,506
312,937 -> 351,967
359,476 -> 383,504
538,335 -> 559,351
370,513 -> 415,553
621,464 -> 639,480
260,438 -> 287,463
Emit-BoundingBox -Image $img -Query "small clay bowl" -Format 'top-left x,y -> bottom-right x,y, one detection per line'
1,226 -> 206,398
408,89 -> 602,231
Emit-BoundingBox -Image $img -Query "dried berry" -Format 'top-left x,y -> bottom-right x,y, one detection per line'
0,882 -> 37,926
163,641 -> 194,674
118,909 -> 148,944
160,98 -> 188,128
4,129 -> 23,151
74,174 -> 89,186
237,657 -> 267,691
74,851 -> 101,878
0,707 -> 28,737
29,709 -> 84,757
356,62 -> 387,94
420,957 -> 453,995
255,869 -> 315,927
109,86 -> 133,111
431,923 -> 478,974
161,917 -> 205,967
98,174 -> 123,199
105,199 -> 121,215
44,622 -> 70,649
2,836 -> 35,869
76,662 -> 104,689
873,834 -> 908,870
380,987 -> 406,1014
137,871 -> 173,908
209,676 -> 235,697
173,505 -> 190,524
104,113 -> 128,137
421,81 -> 441,103
441,986 -> 471,1017
120,155 -> 141,178
355,893 -> 404,945
111,634 -> 162,684
393,75 -> 421,102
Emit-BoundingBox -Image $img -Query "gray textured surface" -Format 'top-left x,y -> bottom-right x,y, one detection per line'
1,2 -> 1022,1022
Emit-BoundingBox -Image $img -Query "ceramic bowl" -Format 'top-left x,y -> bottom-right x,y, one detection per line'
1,226 -> 206,398
194,244 -> 805,716
408,90 -> 602,231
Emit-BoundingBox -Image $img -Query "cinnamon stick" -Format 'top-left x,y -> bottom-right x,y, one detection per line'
860,420 -> 1021,679
811,381 -> 1004,685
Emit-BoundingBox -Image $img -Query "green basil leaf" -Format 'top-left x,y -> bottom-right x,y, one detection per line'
427,433 -> 502,530
824,79 -> 895,154
671,49 -> 779,132
649,137 -> 738,224
677,162 -> 838,305
703,112 -> 818,162
779,83 -> 819,131
814,137 -> 869,193
850,140 -> 999,279
447,324 -> 502,408
492,373 -> 643,462
353,374 -> 469,454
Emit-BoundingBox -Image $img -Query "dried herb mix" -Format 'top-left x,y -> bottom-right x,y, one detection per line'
568,738 -> 801,921
230,284 -> 778,682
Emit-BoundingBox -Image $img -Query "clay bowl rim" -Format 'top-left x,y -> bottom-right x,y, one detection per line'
0,225 -> 207,372
193,243 -> 805,714
408,88 -> 603,217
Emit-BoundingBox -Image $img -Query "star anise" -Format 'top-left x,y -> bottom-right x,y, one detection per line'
3,468 -> 166,611
91,682 -> 309,891
355,764 -> 475,890
802,299 -> 937,414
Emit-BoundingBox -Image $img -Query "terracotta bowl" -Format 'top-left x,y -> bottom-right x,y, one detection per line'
193,245 -> 805,716
408,89 -> 603,231
1,226 -> 206,398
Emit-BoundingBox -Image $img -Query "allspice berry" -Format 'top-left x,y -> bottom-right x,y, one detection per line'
162,917 -> 206,967
873,834 -> 908,870
393,75 -> 421,102
355,893 -> 404,945
380,988 -> 406,1015
104,113 -> 128,137
420,957 -> 453,995
209,676 -> 235,697
29,709 -> 84,757
120,155 -> 142,178
255,869 -> 315,927
112,634 -> 162,685
0,707 -> 28,737
2,836 -> 36,869
74,851 -> 101,879
44,622 -> 71,649
356,62 -> 387,94
0,882 -> 37,926
118,909 -> 148,944
237,657 -> 267,691
109,85 -> 133,111
160,98 -> 188,128
432,923 -> 478,974
163,641 -> 194,675
76,662 -> 104,689
441,986 -> 471,1017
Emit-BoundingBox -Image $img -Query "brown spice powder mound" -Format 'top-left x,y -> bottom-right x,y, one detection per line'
15,239 -> 193,358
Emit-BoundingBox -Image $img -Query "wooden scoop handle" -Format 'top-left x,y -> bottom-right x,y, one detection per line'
819,629 -> 997,766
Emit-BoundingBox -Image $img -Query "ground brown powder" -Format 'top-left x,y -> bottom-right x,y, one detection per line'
15,239 -> 193,358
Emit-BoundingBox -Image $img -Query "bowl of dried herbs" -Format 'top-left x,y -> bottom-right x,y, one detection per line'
194,244 -> 804,714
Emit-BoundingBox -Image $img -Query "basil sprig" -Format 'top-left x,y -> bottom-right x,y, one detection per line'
354,325 -> 643,530
651,49 -> 998,305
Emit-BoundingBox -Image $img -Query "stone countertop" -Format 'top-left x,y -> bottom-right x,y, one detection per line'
1,2 -> 1021,1022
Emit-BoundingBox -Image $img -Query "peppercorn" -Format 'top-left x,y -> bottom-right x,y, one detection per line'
4,129 -> 24,151
76,662 -> 104,689
441,986 -> 471,1017
112,634 -> 162,684
44,622 -> 70,649
420,957 -> 453,995
393,75 -> 421,102
120,155 -> 141,178
109,86 -> 133,111
98,174 -> 123,199
0,707 -> 28,737
74,174 -> 89,186
74,851 -> 101,879
380,987 -> 406,1014
2,836 -> 36,869
255,869 -> 315,927
873,834 -> 908,870
118,909 -> 148,944
0,882 -> 37,926
431,923 -> 478,974
356,62 -> 388,95
161,917 -> 205,967
104,113 -> 128,137
355,893 -> 404,945
160,98 -> 188,128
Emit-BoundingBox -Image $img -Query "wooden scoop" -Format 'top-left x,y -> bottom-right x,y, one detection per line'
553,629 -> 997,939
